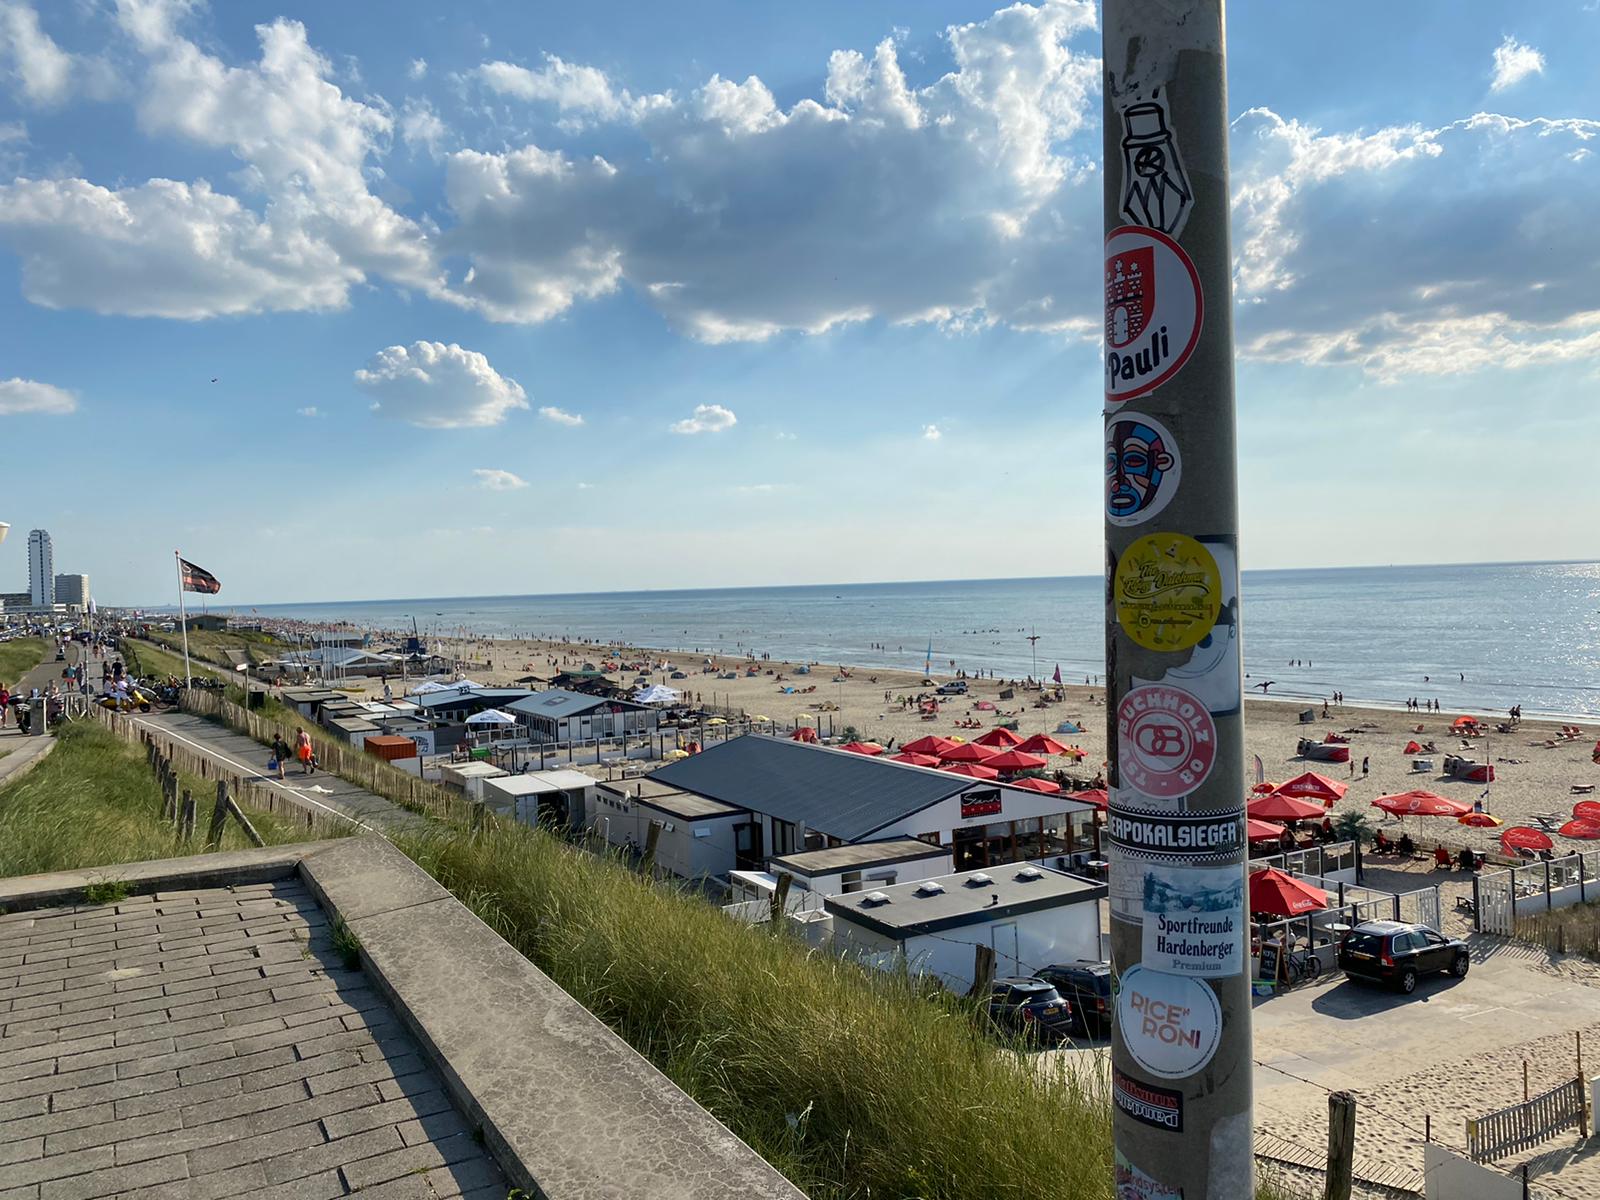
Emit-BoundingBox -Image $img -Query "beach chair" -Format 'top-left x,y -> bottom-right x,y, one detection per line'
1573,785 -> 1596,796
1530,813 -> 1562,832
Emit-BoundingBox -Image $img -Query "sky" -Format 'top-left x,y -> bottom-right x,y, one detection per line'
1,0 -> 1598,605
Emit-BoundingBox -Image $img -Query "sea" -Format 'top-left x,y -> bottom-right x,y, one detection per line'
242,561 -> 1600,719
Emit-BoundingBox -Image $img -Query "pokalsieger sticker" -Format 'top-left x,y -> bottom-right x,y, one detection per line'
1139,861 -> 1244,978
1116,965 -> 1222,1080
1104,225 -> 1203,406
1106,412 -> 1181,528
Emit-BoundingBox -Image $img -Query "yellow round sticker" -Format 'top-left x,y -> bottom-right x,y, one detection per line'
1114,533 -> 1222,652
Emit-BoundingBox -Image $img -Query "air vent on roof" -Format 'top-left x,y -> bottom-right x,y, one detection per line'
966,872 -> 995,887
1015,866 -> 1044,881
861,891 -> 892,907
915,881 -> 945,896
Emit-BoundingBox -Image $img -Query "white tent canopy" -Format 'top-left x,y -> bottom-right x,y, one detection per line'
634,684 -> 681,705
407,680 -> 451,696
466,708 -> 519,726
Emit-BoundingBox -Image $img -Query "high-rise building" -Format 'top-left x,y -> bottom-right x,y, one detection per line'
55,573 -> 90,610
27,529 -> 53,607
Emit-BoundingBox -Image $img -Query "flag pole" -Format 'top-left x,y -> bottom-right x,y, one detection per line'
175,550 -> 192,689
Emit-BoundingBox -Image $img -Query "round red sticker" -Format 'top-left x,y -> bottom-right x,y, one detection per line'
1117,683 -> 1217,798
1104,225 -> 1203,406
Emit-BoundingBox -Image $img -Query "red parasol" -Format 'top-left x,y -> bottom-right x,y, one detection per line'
1371,790 -> 1471,818
1067,788 -> 1109,810
940,741 -> 999,763
1500,826 -> 1553,854
941,761 -> 1000,780
1010,776 -> 1063,794
1249,793 -> 1327,822
1251,781 -> 1278,794
902,735 -> 957,756
889,751 -> 940,767
1575,800 -> 1600,822
974,727 -> 1025,749
984,749 -> 1048,772
1249,867 -> 1328,916
839,741 -> 885,756
1247,818 -> 1288,843
1457,812 -> 1503,828
1016,733 -> 1070,756
1451,715 -> 1481,729
1273,772 -> 1349,805
1558,820 -> 1600,840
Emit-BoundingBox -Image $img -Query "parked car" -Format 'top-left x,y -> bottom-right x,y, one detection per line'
1034,962 -> 1112,1036
936,681 -> 969,695
1337,920 -> 1469,993
987,977 -> 1074,1044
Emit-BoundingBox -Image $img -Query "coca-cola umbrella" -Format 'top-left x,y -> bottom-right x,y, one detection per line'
889,751 -> 941,767
839,741 -> 885,756
1371,790 -> 1471,818
902,735 -> 957,756
1010,776 -> 1063,794
1247,818 -> 1288,843
1558,820 -> 1600,840
1500,827 -> 1553,854
984,749 -> 1048,773
974,727 -> 1026,749
1068,788 -> 1109,810
1273,771 -> 1349,806
940,741 -> 999,763
1249,867 -> 1328,917
1248,793 -> 1326,822
941,761 -> 1000,780
1016,733 -> 1071,756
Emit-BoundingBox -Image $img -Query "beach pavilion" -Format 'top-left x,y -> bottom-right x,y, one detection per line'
506,687 -> 658,745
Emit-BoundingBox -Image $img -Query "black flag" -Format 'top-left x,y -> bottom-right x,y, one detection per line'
178,557 -> 221,594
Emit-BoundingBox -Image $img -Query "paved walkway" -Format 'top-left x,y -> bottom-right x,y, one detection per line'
0,877 -> 506,1200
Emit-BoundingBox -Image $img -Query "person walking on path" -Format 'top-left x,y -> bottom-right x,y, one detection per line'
1361,756 -> 1370,778
272,732 -> 290,781
0,682 -> 9,728
295,728 -> 314,775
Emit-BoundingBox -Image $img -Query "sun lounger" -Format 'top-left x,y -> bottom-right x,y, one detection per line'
1573,785 -> 1596,795
1531,813 -> 1562,831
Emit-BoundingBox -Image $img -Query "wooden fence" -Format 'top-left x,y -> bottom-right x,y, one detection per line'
1467,1077 -> 1587,1162
177,687 -> 472,827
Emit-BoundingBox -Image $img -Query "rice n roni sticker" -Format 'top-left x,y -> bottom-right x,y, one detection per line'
1114,532 -> 1222,653
1115,965 -> 1222,1080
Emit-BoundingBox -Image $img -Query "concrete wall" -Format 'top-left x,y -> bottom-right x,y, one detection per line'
1422,1144 -> 1528,1200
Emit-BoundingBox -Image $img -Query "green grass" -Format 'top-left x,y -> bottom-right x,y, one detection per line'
0,721 -> 311,878
0,637 -> 49,688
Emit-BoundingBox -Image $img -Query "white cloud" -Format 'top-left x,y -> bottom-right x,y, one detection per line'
1490,36 -> 1544,92
476,55 -> 632,121
538,405 -> 584,426
732,483 -> 788,494
669,404 -> 737,435
408,57 -> 427,80
473,467 -> 528,491
774,431 -> 797,441
576,482 -> 595,489
297,406 -> 319,417
355,341 -> 529,428
921,424 -> 942,440
0,1 -> 73,105
0,377 -> 76,415
399,99 -> 447,156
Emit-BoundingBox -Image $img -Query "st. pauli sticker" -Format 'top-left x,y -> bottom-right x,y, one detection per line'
1104,225 -> 1202,406
1132,538 -> 1241,716
1113,1066 -> 1184,1133
1114,532 -> 1221,653
1138,861 -> 1245,978
1115,1148 -> 1184,1200
1115,964 -> 1222,1080
1106,412 -> 1180,528
1115,683 -> 1217,798
1119,92 -> 1193,238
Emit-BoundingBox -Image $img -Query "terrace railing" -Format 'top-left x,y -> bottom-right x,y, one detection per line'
1473,851 -> 1600,935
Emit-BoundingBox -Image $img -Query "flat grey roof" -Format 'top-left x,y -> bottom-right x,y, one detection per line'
600,779 -> 742,820
824,866 -> 1105,939
769,838 -> 947,877
414,687 -> 533,710
505,688 -> 650,721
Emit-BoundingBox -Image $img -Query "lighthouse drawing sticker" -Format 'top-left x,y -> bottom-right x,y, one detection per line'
1120,95 -> 1193,237
1105,225 -> 1203,406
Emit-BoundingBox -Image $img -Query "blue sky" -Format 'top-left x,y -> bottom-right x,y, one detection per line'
1,0 -> 1597,605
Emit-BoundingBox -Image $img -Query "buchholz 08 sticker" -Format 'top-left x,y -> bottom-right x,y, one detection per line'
1115,683 -> 1217,799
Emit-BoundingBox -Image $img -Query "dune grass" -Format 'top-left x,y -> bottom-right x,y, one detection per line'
1516,902 -> 1600,961
0,721 -> 310,878
0,637 -> 48,687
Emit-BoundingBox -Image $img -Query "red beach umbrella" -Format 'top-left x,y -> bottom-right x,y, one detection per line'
1457,812 -> 1503,828
1247,818 -> 1288,843
941,761 -> 1000,780
1249,867 -> 1328,917
903,735 -> 957,756
889,751 -> 940,767
1248,793 -> 1326,822
1501,827 -> 1553,854
1402,740 -> 1423,755
1371,790 -> 1471,818
1451,715 -> 1481,729
1067,788 -> 1109,810
1010,776 -> 1063,794
974,727 -> 1025,749
1574,800 -> 1600,822
984,749 -> 1048,772
940,741 -> 999,763
1558,820 -> 1600,840
1016,733 -> 1070,756
1273,772 -> 1349,805
839,741 -> 885,756
1251,781 -> 1278,795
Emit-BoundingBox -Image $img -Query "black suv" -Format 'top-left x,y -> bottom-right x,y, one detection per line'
987,977 -> 1074,1044
1338,921 -> 1470,993
1034,962 -> 1112,1036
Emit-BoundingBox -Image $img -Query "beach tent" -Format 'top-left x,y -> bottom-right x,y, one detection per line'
1010,777 -> 1062,794
1500,827 -> 1553,854
634,684 -> 681,705
464,708 -> 518,726
1371,790 -> 1470,818
1558,820 -> 1600,840
1067,788 -> 1109,810
974,727 -> 1026,749
903,735 -> 958,756
985,749 -> 1048,772
1056,721 -> 1084,734
1016,733 -> 1070,756
1248,793 -> 1325,822
1249,867 -> 1327,916
889,751 -> 941,767
1403,740 -> 1423,755
1272,772 -> 1348,806
839,741 -> 886,756
1247,818 -> 1288,843
940,762 -> 1000,780
940,742 -> 999,763
407,680 -> 452,695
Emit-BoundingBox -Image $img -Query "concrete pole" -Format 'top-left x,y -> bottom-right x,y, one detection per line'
1101,4 -> 1252,1198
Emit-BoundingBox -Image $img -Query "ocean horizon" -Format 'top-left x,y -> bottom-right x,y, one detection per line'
180,559 -> 1600,719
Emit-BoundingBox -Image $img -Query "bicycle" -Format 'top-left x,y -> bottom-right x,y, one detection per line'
1283,947 -> 1322,984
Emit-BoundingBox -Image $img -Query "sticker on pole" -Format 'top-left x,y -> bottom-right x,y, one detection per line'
1116,684 -> 1216,798
1120,92 -> 1193,238
1116,965 -> 1222,1081
1106,412 -> 1180,528
1113,1066 -> 1184,1132
1115,1148 -> 1184,1200
1114,533 -> 1222,652
1139,861 -> 1245,978
1104,225 -> 1202,406
1132,538 -> 1241,716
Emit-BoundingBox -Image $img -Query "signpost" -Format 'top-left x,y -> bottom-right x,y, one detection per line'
1102,4 -> 1253,1197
